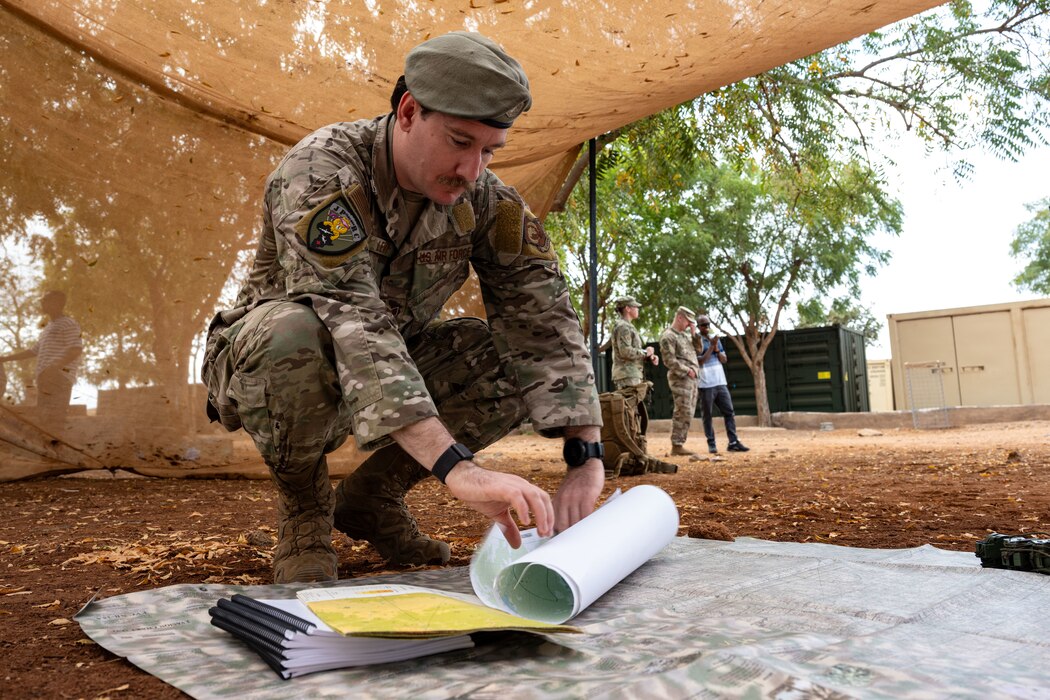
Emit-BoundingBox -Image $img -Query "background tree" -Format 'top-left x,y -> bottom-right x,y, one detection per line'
0,241 -> 39,405
546,0 -> 1050,421
546,108 -> 700,341
1010,196 -> 1050,293
0,21 -> 283,432
633,158 -> 901,425
795,297 -> 883,340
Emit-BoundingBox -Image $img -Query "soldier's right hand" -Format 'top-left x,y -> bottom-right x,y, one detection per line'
444,462 -> 554,547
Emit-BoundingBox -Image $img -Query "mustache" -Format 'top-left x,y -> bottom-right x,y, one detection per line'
437,175 -> 475,192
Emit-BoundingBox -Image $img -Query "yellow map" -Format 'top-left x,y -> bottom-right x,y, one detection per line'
302,587 -> 580,639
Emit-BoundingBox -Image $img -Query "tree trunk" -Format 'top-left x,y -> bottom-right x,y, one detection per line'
752,359 -> 772,427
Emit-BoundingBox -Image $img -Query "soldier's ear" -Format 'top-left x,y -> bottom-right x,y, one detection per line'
396,93 -> 421,130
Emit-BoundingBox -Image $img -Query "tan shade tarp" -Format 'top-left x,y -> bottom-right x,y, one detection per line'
5,0 -> 945,211
0,0 -> 944,476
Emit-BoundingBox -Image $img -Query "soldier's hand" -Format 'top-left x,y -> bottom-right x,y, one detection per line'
552,460 -> 603,533
444,462 -> 554,547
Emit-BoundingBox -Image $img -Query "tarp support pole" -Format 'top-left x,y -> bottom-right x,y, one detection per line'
588,137 -> 599,383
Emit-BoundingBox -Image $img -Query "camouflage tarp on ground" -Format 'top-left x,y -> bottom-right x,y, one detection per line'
76,537 -> 1050,699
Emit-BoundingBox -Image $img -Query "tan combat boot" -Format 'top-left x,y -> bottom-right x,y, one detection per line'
271,460 -> 339,584
332,445 -> 450,566
671,444 -> 697,457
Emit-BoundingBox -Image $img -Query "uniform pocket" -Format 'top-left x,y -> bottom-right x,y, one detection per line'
227,373 -> 277,461
202,328 -> 242,432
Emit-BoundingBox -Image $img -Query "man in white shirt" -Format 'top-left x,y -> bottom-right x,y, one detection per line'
0,290 -> 83,428
695,314 -> 748,454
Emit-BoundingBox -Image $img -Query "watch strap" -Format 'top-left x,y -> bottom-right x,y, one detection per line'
564,438 -> 604,467
582,441 -> 604,464
431,442 -> 473,484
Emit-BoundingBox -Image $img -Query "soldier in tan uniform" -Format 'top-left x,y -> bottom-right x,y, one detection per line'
610,296 -> 658,389
203,32 -> 604,583
600,296 -> 676,477
659,306 -> 700,456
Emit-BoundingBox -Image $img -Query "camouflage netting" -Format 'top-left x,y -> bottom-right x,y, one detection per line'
76,537 -> 1050,698
0,0 -> 943,479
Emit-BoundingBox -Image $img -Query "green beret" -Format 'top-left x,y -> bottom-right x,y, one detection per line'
613,296 -> 641,308
675,306 -> 696,322
405,32 -> 531,128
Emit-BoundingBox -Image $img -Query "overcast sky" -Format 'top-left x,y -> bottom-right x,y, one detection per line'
858,137 -> 1048,360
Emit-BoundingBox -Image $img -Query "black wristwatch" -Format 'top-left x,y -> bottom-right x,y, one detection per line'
431,442 -> 473,484
562,438 -> 604,468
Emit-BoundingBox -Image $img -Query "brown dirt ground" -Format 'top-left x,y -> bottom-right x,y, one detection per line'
2,420 -> 1049,699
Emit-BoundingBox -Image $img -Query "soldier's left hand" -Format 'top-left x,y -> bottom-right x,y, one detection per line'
552,460 -> 603,533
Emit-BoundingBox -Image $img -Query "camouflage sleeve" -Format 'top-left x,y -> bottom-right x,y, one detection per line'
659,331 -> 684,376
469,183 -> 601,436
613,324 -> 646,362
267,155 -> 437,450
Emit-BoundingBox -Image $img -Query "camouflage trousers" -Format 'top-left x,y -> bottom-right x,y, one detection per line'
667,376 -> 698,446
203,301 -> 528,477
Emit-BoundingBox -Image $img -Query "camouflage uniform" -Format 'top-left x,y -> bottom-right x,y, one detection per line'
658,326 -> 699,447
202,114 -> 601,582
610,318 -> 648,390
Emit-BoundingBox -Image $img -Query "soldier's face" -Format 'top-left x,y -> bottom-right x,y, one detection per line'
395,96 -> 507,205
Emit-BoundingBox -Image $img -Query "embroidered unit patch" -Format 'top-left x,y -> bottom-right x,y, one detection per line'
524,217 -> 551,253
305,195 -> 366,255
522,215 -> 556,260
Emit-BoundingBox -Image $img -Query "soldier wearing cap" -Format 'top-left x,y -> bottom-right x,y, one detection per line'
610,296 -> 658,390
659,306 -> 701,456
202,32 -> 604,584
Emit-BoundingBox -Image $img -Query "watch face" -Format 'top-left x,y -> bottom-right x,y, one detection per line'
563,438 -> 586,467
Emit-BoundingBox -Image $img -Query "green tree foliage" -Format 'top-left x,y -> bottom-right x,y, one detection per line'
547,108 -> 699,340
546,0 -> 1049,423
1011,196 -> 1050,293
796,297 -> 883,340
696,0 -> 1050,176
633,160 -> 901,425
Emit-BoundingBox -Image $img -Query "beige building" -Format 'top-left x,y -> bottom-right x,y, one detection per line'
887,298 -> 1050,410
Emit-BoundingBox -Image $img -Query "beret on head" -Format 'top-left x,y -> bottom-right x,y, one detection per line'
675,306 -> 696,322
404,31 -> 531,128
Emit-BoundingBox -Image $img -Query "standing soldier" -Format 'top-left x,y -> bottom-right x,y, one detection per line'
202,32 -> 605,584
600,296 -> 674,477
610,296 -> 658,389
659,306 -> 700,457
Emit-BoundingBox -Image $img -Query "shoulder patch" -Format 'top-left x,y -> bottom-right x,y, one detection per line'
522,215 -> 556,260
296,186 -> 368,258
